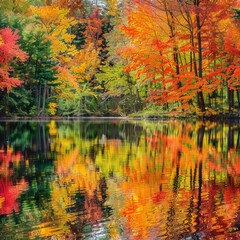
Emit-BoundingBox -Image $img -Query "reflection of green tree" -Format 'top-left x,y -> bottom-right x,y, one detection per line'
57,120 -> 128,140
53,121 -> 144,178
0,121 -> 41,151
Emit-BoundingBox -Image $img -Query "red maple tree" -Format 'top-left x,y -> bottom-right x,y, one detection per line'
0,27 -> 28,92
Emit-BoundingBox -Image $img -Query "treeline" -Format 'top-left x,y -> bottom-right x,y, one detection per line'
119,0 -> 240,117
0,0 -> 240,117
0,0 -> 115,116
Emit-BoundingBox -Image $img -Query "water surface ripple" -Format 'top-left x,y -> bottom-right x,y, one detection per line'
0,120 -> 239,239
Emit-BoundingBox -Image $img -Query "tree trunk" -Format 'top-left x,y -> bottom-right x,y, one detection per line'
237,89 -> 240,107
196,10 -> 205,112
163,1 -> 181,89
4,92 -> 9,116
228,88 -> 234,112
135,88 -> 142,111
37,84 -> 42,116
129,86 -> 133,113
41,83 -> 47,116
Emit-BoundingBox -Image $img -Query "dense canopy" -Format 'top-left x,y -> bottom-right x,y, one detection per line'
0,0 -> 239,117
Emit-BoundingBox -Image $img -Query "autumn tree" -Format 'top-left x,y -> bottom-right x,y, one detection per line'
120,0 -> 235,115
52,0 -> 84,17
16,31 -> 57,116
30,3 -> 112,116
30,5 -> 79,115
0,27 -> 28,115
96,0 -> 144,115
0,27 -> 27,92
223,5 -> 240,111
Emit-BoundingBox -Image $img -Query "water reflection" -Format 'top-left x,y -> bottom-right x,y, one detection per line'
0,120 -> 240,239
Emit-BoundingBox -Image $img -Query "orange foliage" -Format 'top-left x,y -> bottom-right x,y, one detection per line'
80,8 -> 104,50
120,0 -> 235,111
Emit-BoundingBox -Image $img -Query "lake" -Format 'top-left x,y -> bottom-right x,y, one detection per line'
0,119 -> 240,239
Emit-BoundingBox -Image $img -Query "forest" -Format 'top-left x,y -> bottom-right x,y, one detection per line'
0,0 -> 240,118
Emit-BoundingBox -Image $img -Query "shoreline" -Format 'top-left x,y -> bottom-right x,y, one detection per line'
0,113 -> 240,122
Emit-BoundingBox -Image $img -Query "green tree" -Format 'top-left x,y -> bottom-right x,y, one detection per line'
17,32 -> 57,116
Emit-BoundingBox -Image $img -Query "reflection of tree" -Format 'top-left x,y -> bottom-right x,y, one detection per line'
114,121 -> 240,239
0,122 -> 55,238
0,146 -> 28,215
43,120 -> 240,239
0,178 -> 27,215
28,121 -> 114,238
0,121 -> 240,239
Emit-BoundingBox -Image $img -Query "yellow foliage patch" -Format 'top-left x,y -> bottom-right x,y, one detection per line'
48,102 -> 58,115
0,35 -> 3,46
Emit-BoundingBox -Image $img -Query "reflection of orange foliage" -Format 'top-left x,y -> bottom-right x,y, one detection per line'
152,191 -> 166,204
30,121 -> 240,239
114,122 -> 240,239
31,127 -> 104,238
54,148 -> 103,222
0,146 -> 21,176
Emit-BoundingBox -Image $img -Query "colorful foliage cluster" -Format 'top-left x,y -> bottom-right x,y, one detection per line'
0,0 -> 110,116
120,0 -> 240,114
0,0 -> 240,116
0,28 -> 27,92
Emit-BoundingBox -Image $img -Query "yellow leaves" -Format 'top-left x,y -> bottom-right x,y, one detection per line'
62,33 -> 75,43
31,6 -> 77,61
107,0 -> 119,16
93,85 -> 103,90
48,102 -> 58,115
31,6 -> 77,30
70,64 -> 87,76
74,43 -> 100,64
54,45 -> 100,101
70,43 -> 100,82
30,4 -> 103,108
0,35 -> 3,46
0,197 -> 4,209
31,6 -> 101,100
50,38 -> 67,56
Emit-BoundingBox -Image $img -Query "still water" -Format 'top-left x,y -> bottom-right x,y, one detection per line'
0,120 -> 240,239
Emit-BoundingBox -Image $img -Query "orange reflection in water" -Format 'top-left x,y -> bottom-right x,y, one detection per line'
106,121 -> 240,239
3,120 -> 239,240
